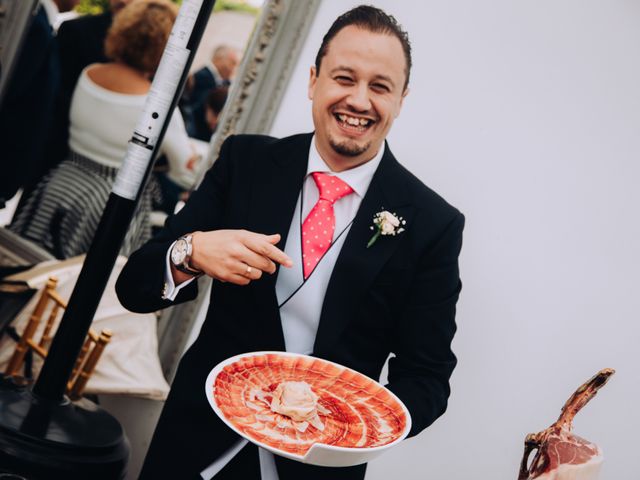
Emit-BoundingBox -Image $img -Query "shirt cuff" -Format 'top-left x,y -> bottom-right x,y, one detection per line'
163,241 -> 197,301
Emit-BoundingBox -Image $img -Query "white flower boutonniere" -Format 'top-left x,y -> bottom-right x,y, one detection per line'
367,210 -> 406,248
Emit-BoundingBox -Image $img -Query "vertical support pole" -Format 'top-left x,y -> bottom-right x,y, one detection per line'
32,0 -> 218,401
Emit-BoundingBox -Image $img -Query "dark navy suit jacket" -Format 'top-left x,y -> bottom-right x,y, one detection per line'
181,66 -> 227,139
191,67 -> 224,108
0,7 -> 58,206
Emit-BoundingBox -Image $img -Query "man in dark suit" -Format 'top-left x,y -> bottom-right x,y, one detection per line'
181,45 -> 239,138
0,0 -> 78,207
116,5 -> 464,480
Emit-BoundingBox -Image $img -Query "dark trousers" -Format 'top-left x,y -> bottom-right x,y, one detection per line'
212,443 -> 261,479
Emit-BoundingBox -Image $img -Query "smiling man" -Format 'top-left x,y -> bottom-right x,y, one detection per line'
117,5 -> 465,480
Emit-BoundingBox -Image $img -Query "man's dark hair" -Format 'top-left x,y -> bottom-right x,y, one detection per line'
314,5 -> 412,91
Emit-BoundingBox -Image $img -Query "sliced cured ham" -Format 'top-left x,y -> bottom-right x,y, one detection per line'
518,368 -> 614,480
211,353 -> 408,456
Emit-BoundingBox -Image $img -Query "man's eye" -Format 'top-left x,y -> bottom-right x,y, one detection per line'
335,76 -> 353,84
372,83 -> 390,93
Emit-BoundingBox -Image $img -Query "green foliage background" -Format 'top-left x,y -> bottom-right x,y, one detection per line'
76,0 -> 110,14
76,0 -> 260,15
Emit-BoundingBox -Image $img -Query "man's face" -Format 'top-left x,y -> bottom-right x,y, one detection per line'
109,0 -> 133,14
215,51 -> 240,81
308,25 -> 408,171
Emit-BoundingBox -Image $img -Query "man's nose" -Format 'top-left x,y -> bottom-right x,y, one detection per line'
346,83 -> 372,112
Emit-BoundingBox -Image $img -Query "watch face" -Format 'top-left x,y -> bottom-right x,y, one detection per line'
171,239 -> 188,265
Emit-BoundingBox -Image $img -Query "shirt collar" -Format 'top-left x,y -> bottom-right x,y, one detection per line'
206,61 -> 224,85
39,0 -> 59,27
306,135 -> 384,198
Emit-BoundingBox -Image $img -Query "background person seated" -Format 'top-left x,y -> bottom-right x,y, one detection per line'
10,0 -> 197,260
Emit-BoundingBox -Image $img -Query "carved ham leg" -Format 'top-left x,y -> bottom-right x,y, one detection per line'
518,368 -> 615,480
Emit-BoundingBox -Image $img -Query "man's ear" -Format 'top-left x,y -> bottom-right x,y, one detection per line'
308,66 -> 317,100
395,87 -> 409,118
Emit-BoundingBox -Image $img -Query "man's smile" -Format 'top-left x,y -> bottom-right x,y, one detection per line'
333,112 -> 376,135
308,24 -> 407,169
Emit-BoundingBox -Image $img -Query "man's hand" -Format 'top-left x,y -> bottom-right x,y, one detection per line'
185,230 -> 293,285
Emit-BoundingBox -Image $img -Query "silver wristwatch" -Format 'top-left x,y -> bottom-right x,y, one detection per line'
170,234 -> 202,276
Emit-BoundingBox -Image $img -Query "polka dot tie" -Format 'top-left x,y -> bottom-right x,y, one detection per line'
301,172 -> 354,279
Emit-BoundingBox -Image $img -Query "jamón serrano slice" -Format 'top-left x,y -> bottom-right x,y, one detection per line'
211,353 -> 408,456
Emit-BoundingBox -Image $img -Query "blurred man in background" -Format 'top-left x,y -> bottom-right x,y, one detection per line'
181,44 -> 239,138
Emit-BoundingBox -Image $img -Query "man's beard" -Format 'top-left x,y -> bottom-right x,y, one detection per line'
329,136 -> 371,157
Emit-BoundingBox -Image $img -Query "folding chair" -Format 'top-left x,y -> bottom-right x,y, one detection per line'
4,276 -> 112,400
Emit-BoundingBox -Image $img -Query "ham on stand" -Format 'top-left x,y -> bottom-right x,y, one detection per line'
518,368 -> 614,480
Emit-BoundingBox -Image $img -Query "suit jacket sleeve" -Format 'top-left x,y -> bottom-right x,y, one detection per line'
191,68 -> 216,108
386,210 -> 465,437
115,135 -> 237,313
51,18 -> 84,156
0,9 -> 56,200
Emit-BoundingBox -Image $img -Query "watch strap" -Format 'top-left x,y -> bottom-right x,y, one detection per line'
174,261 -> 202,276
174,234 -> 203,276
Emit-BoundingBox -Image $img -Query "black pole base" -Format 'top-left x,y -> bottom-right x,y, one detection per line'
0,376 -> 129,480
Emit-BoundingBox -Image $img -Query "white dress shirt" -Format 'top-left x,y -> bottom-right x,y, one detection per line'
275,139 -> 383,355
205,61 -> 224,87
162,136 -> 383,479
39,0 -> 59,28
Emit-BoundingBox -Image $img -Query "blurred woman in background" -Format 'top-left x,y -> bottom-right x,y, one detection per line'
11,0 -> 197,259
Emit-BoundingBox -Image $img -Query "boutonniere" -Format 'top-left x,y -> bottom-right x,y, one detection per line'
367,209 -> 406,248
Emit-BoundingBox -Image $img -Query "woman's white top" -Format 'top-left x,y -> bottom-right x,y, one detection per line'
69,66 -> 196,187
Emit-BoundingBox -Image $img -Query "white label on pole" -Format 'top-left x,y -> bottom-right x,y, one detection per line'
173,0 -> 203,47
133,43 -> 190,147
112,142 -> 154,200
130,0 -> 202,147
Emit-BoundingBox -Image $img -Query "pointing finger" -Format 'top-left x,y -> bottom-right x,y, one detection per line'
244,234 -> 293,268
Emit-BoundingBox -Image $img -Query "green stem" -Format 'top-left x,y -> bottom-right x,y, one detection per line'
367,230 -> 381,248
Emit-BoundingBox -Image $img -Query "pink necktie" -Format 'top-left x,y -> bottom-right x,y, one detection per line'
301,172 -> 354,279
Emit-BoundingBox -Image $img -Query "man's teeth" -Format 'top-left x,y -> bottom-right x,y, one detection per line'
337,114 -> 370,127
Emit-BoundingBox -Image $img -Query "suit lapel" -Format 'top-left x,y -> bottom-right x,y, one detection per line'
313,144 -> 415,355
245,134 -> 312,350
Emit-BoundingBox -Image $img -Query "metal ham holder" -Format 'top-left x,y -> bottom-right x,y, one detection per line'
0,0 -> 217,477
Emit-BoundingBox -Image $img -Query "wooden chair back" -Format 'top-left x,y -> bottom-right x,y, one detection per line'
4,277 -> 112,400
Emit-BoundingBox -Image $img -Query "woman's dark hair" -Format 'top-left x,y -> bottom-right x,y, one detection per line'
206,86 -> 229,115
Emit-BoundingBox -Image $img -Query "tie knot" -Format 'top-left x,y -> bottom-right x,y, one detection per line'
311,172 -> 354,204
